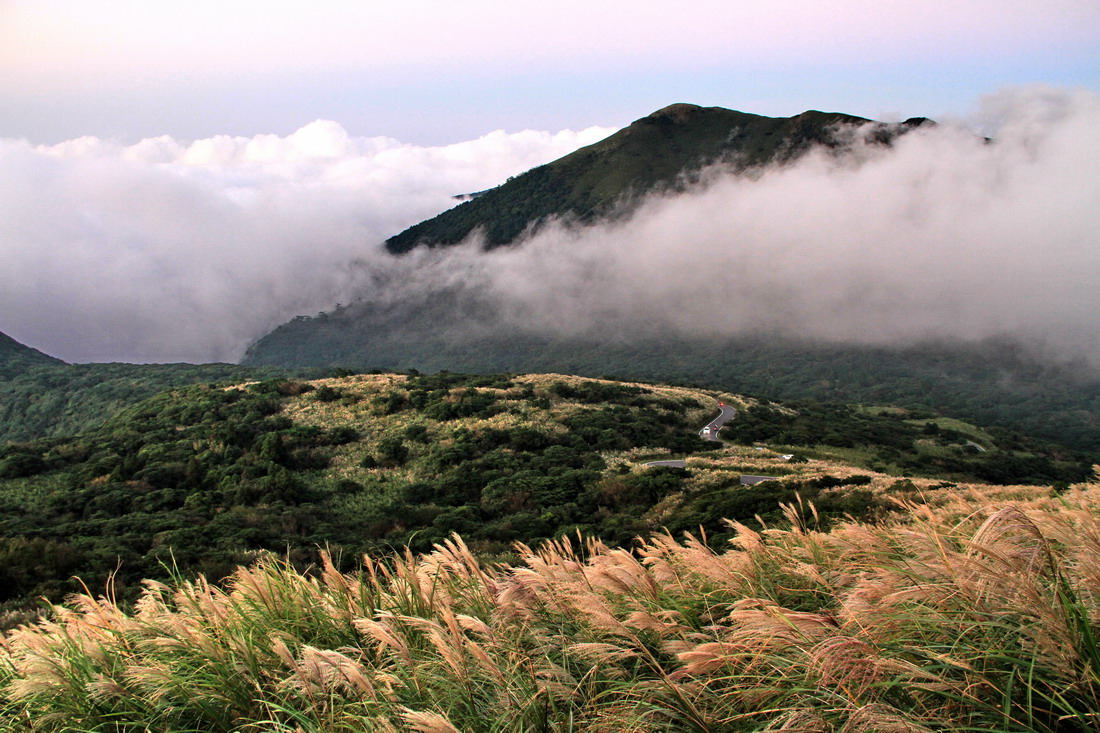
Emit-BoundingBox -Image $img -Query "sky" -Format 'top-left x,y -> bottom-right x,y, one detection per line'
0,1 -> 1098,363
3,0 -> 1098,144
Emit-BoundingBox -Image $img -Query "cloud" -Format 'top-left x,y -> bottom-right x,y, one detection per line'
0,122 -> 614,362
361,86 -> 1100,364
4,86 -> 1097,368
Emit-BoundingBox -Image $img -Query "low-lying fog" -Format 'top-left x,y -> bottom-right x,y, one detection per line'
2,86 -> 1096,366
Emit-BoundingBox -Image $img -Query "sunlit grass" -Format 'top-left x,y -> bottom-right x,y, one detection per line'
906,415 -> 996,443
3,473 -> 1098,731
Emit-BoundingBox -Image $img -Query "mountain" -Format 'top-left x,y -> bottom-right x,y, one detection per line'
385,103 -> 929,253
244,104 -> 1100,453
0,330 -> 64,378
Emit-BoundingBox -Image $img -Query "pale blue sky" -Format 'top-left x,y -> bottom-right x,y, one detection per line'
2,0 -> 1098,144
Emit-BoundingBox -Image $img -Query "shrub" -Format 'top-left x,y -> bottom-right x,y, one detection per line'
313,385 -> 341,402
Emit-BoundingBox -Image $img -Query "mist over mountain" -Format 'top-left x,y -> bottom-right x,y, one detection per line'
239,88 -> 1100,450
251,87 -> 1100,366
384,104 -> 928,253
2,86 -> 1096,373
0,123 -> 613,363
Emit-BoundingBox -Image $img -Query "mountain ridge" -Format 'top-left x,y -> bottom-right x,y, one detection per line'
0,330 -> 65,378
385,103 -> 929,253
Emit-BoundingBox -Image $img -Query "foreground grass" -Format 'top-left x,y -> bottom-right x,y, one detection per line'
2,476 -> 1099,732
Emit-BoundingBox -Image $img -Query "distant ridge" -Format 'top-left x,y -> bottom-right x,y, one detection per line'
0,331 -> 64,378
385,104 -> 929,253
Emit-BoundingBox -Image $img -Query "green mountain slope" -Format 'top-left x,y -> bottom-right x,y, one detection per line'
1,371 -> 1086,614
246,102 -> 1098,453
0,331 -> 64,378
245,304 -> 1100,454
0,361 -> 312,445
385,104 -> 929,252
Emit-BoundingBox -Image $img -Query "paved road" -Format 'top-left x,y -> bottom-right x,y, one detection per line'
645,459 -> 691,468
644,403 -> 737,468
700,404 -> 738,442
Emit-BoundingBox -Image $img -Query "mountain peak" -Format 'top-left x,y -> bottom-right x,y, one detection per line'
383,103 -> 928,255
643,103 -> 706,123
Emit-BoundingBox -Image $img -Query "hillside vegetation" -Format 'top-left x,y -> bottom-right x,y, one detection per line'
385,104 -> 927,253
0,372 -> 1088,619
2,475 -> 1098,731
245,324 -> 1100,454
0,361 -> 307,445
0,331 -> 63,380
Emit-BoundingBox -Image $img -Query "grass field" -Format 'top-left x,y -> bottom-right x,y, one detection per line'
2,470 -> 1097,731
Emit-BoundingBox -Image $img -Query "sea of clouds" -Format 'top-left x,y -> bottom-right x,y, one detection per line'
0,121 -> 614,362
2,87 -> 1097,365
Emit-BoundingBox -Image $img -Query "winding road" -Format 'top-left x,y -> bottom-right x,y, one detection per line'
701,403 -> 738,442
644,403 -> 737,468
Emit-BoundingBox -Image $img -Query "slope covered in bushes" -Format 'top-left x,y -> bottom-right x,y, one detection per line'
0,331 -> 63,380
0,361 -> 307,445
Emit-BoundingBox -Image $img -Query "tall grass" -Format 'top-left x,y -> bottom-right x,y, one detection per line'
2,478 -> 1098,731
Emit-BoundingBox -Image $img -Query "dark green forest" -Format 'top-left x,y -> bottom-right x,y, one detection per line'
0,360 -> 313,445
0,331 -> 63,379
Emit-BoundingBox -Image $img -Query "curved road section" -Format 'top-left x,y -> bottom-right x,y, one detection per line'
644,403 -> 737,468
701,403 -> 738,442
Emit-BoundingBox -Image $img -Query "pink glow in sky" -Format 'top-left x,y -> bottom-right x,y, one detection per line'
2,0 -> 1098,143
5,1 -> 1097,74
0,1 -> 1096,364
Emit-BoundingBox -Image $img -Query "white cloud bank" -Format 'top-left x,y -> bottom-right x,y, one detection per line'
379,87 -> 1100,363
3,87 -> 1098,366
0,122 -> 613,362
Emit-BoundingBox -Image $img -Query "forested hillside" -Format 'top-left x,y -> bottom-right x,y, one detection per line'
246,321 -> 1100,454
0,361 -> 307,445
1,371 -> 1089,621
0,331 -> 63,379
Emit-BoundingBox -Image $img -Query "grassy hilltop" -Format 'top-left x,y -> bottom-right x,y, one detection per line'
1,370 -> 1097,730
1,370 -> 1088,617
385,104 -> 926,253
